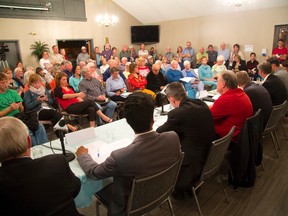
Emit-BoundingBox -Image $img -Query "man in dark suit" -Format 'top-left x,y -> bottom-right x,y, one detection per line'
236,71 -> 273,128
76,92 -> 181,216
0,117 -> 81,216
258,61 -> 287,106
156,82 -> 215,199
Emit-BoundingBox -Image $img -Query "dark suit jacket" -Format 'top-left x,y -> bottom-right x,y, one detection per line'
157,98 -> 215,190
262,74 -> 287,106
77,131 -> 181,216
0,155 -> 81,216
244,82 -> 273,128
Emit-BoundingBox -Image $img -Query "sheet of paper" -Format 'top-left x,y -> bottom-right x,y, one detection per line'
120,92 -> 132,98
245,45 -> 253,52
180,77 -> 195,83
83,140 -> 113,164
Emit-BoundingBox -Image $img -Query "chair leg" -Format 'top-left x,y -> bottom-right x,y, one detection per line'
96,200 -> 100,216
192,187 -> 202,216
273,130 -> 281,151
167,196 -> 175,216
270,132 -> 279,158
282,119 -> 288,141
217,169 -> 229,203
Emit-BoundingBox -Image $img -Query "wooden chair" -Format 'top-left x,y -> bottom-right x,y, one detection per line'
192,126 -> 235,216
95,152 -> 184,216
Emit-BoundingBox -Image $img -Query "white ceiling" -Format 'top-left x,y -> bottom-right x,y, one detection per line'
113,0 -> 288,24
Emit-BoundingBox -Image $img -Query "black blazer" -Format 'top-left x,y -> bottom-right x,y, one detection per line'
157,98 -> 215,186
262,74 -> 287,106
146,71 -> 167,93
244,82 -> 273,128
232,60 -> 247,71
0,155 -> 81,216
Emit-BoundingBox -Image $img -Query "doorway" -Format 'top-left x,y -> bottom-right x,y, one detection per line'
57,39 -> 93,67
0,40 -> 21,71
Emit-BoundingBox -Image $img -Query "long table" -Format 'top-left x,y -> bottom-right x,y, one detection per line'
33,92 -> 217,208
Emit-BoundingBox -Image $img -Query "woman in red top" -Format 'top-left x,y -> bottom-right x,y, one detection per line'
54,72 -> 111,127
128,63 -> 155,98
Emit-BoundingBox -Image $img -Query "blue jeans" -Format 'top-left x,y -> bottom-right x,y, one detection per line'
95,100 -> 117,124
29,123 -> 49,146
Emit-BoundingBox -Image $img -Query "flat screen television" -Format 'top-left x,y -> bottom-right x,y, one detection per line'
131,25 -> 160,44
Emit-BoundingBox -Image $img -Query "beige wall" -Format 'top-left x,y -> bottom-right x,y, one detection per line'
0,3 -> 287,67
156,6 -> 288,62
0,0 -> 141,67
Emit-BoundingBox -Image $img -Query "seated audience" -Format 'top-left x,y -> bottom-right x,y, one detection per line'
87,61 -> 103,82
76,92 -> 181,215
39,51 -> 51,70
272,39 -> 287,63
49,45 -> 64,64
207,44 -> 218,67
24,74 -> 78,132
119,44 -> 130,61
129,45 -> 137,62
79,66 -> 116,122
103,59 -> 126,82
69,65 -> 83,93
236,71 -> 273,128
258,61 -> 287,106
181,60 -> 204,91
137,57 -> 150,78
198,56 -> 217,90
246,52 -> 259,80
106,67 -> 127,102
211,55 -> 227,79
110,47 -> 118,59
49,67 -> 61,92
157,82 -> 215,199
210,71 -> 253,143
91,46 -> 103,68
165,46 -> 175,63
123,61 -> 131,79
102,43 -> 113,61
118,57 -> 128,72
54,72 -> 111,128
13,61 -> 24,78
0,117 -> 81,216
175,45 -> 183,63
63,61 -> 74,78
0,73 -> 48,146
127,63 -> 155,98
138,43 -> 149,59
76,46 -> 90,64
268,58 -> 288,96
60,48 -> 69,60
161,56 -> 171,73
165,60 -> 183,83
100,58 -> 109,74
229,43 -> 245,69
196,47 -> 208,68
218,42 -> 230,69
3,68 -> 23,96
35,67 -> 47,86
232,55 -> 247,73
146,63 -> 167,93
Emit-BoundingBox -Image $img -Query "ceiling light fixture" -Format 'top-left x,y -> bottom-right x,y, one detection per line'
220,0 -> 254,7
95,0 -> 118,27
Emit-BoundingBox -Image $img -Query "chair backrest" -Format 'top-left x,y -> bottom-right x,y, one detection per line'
126,152 -> 184,216
247,109 -> 263,166
264,100 -> 287,135
200,126 -> 235,181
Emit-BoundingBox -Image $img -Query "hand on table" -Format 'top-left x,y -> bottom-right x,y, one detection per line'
76,146 -> 88,157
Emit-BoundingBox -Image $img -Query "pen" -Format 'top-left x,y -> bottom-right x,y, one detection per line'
97,147 -> 100,157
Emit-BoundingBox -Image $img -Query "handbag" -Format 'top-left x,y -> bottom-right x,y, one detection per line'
14,111 -> 39,134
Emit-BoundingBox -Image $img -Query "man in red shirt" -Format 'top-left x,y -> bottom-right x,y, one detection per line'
210,71 -> 253,142
272,39 -> 287,63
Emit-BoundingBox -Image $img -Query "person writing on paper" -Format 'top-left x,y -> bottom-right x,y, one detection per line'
0,117 -> 81,216
106,67 -> 127,102
156,82 -> 215,200
76,92 -> 181,216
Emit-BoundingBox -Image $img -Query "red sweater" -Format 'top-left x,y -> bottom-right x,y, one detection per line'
210,88 -> 253,142
128,73 -> 147,91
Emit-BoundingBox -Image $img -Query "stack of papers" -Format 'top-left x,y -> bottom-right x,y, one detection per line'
180,77 -> 195,83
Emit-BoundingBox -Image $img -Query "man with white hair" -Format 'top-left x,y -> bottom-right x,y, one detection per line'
63,61 -> 73,78
76,46 -> 90,64
79,66 -> 116,123
211,55 -> 227,78
0,117 -> 81,215
165,60 -> 183,83
119,45 -> 130,61
103,59 -> 126,82
182,60 -> 204,91
118,57 -> 128,72
218,42 -> 230,68
165,46 -> 174,63
87,61 -> 103,82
